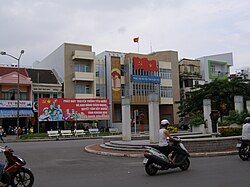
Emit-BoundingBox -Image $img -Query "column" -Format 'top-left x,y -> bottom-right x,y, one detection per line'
122,98 -> 131,141
234,96 -> 244,113
148,93 -> 160,143
203,99 -> 212,134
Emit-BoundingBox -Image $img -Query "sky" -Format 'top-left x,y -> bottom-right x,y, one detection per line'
0,0 -> 250,73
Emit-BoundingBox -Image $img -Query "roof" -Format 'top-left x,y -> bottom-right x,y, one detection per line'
0,67 -> 29,77
26,69 -> 59,84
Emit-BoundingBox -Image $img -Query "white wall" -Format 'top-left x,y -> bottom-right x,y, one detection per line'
33,44 -> 65,81
197,52 -> 233,82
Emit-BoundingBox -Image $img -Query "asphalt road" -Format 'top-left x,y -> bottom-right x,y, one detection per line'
1,139 -> 249,187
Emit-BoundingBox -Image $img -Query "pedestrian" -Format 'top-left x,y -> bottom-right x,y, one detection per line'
0,126 -> 5,143
17,127 -> 23,139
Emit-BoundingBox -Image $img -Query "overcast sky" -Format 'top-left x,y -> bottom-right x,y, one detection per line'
0,0 -> 250,73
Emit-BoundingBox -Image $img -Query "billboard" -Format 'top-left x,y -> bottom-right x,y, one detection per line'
38,98 -> 110,122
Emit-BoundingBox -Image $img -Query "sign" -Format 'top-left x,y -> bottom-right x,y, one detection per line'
0,100 -> 32,108
132,75 -> 160,84
133,57 -> 159,71
38,98 -> 110,122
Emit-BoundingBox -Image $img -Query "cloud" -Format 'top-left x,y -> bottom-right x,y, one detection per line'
0,0 -> 249,71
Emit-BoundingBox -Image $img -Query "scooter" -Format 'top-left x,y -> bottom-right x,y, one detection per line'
0,146 -> 34,187
143,137 -> 190,176
236,139 -> 250,161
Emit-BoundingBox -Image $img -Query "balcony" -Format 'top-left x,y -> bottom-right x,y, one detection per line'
72,72 -> 95,81
72,50 -> 95,60
75,93 -> 95,98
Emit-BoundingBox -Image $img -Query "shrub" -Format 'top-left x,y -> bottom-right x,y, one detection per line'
218,127 -> 242,137
220,111 -> 250,126
167,125 -> 178,133
189,113 -> 206,127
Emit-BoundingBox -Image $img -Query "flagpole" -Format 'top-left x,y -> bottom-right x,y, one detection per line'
150,41 -> 152,53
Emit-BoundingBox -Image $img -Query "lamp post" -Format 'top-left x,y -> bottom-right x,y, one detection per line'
0,50 -> 25,135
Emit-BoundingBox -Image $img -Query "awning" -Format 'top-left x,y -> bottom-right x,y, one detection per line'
0,108 -> 34,118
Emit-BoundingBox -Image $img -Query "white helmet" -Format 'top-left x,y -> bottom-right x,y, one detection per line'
161,119 -> 170,125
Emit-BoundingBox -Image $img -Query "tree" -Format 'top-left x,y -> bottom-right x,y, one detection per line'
179,78 -> 250,118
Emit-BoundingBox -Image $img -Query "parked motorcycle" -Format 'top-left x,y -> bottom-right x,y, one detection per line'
143,137 -> 190,176
236,139 -> 250,161
0,146 -> 34,187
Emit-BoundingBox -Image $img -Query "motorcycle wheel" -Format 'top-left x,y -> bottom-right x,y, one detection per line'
11,168 -> 34,187
145,161 -> 158,176
179,158 -> 190,171
239,146 -> 249,161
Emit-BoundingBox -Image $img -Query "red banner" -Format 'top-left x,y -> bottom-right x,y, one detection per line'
133,57 -> 158,71
38,98 -> 110,121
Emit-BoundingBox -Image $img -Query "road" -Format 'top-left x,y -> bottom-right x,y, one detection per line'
1,139 -> 249,187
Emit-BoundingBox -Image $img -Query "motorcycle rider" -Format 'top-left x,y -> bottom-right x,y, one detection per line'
159,119 -> 176,163
242,117 -> 250,141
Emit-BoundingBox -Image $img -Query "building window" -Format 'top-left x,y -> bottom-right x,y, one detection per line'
121,84 -> 125,97
160,68 -> 172,79
75,83 -> 91,94
121,65 -> 125,76
189,65 -> 195,72
160,86 -> 173,98
74,63 -> 90,72
53,93 -> 57,98
184,80 -> 193,87
1,90 -> 27,100
43,93 -> 50,98
211,65 -> 216,74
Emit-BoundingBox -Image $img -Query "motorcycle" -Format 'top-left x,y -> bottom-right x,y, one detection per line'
0,146 -> 34,187
236,139 -> 250,161
143,137 -> 190,176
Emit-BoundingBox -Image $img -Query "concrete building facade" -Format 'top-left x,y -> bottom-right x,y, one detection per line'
197,52 -> 233,82
34,43 -> 96,99
96,50 -> 180,131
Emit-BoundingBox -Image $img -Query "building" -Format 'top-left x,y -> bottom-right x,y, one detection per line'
178,58 -> 205,129
26,68 -> 63,102
34,43 -> 96,98
26,68 -> 63,131
179,58 -> 205,98
0,66 -> 33,132
197,52 -> 233,82
96,50 -> 180,131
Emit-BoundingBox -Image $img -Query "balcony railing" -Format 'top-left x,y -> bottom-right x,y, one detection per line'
72,50 -> 95,60
72,72 -> 95,81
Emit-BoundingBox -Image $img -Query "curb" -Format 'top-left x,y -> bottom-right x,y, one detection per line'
85,144 -> 238,158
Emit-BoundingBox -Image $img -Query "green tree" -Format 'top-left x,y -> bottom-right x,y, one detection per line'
179,78 -> 250,117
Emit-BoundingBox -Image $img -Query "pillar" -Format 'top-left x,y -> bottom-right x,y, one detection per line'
234,96 -> 244,113
203,99 -> 212,134
122,98 -> 131,141
148,93 -> 160,143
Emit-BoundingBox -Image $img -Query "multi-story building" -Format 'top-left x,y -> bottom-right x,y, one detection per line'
96,50 -> 180,131
0,66 -> 33,132
197,52 -> 233,82
34,43 -> 96,98
179,58 -> 205,129
26,68 -> 62,102
179,58 -> 205,98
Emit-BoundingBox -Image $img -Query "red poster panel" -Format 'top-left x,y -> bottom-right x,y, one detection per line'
38,98 -> 110,122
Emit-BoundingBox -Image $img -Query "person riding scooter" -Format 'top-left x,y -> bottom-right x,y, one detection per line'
242,117 -> 250,140
158,119 -> 176,163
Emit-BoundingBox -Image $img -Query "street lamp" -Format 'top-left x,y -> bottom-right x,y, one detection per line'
0,50 -> 25,136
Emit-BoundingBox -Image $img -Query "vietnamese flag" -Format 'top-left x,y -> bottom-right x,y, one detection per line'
133,57 -> 143,70
148,60 -> 158,71
133,37 -> 139,43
